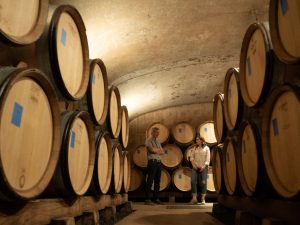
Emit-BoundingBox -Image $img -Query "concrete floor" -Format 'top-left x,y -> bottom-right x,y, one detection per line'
116,202 -> 225,225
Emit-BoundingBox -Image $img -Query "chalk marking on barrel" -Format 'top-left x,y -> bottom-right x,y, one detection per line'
61,28 -> 67,46
11,102 -> 23,128
70,131 -> 76,148
272,118 -> 279,136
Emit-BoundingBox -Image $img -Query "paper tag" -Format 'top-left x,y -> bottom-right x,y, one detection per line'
281,0 -> 288,16
243,140 -> 246,153
247,56 -> 252,76
11,102 -> 23,128
61,28 -> 67,46
272,118 -> 279,136
70,131 -> 76,148
178,174 -> 182,179
204,127 -> 208,132
92,73 -> 96,84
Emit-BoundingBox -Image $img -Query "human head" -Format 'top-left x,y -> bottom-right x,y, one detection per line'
151,127 -> 160,139
195,136 -> 206,147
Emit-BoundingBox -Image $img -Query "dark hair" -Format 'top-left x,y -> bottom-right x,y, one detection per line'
195,136 -> 206,147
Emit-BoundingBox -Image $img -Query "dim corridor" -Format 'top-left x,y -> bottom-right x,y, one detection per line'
116,202 -> 224,225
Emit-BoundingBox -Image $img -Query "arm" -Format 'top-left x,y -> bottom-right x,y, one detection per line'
200,146 -> 210,171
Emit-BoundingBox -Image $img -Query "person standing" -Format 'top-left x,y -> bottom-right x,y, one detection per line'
189,136 -> 210,204
144,127 -> 165,205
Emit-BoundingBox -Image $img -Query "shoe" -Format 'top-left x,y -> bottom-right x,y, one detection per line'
189,199 -> 198,205
153,199 -> 164,205
144,200 -> 155,205
198,200 -> 206,205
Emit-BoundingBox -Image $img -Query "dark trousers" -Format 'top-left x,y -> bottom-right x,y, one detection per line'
145,160 -> 161,200
191,166 -> 208,195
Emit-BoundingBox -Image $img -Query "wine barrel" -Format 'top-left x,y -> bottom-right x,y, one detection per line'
262,85 -> 300,198
0,67 -> 60,201
207,166 -> 216,192
223,68 -> 243,130
120,106 -> 129,148
89,132 -> 113,195
47,110 -> 95,198
172,122 -> 196,147
161,144 -> 183,170
237,121 -> 267,197
0,0 -> 48,45
122,151 -> 131,193
213,93 -> 226,143
239,22 -> 273,107
129,167 -> 144,192
212,144 -> 225,194
198,121 -> 217,146
112,144 -> 124,194
148,168 -> 171,191
132,145 -> 148,169
222,137 -> 241,195
146,122 -> 169,145
107,86 -> 122,139
184,144 -> 195,165
172,167 -> 192,192
269,0 -> 300,63
11,4 -> 90,100
84,59 -> 109,125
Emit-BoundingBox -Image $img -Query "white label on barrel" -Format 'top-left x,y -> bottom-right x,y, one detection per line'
178,174 -> 182,179
11,102 -> 23,128
280,0 -> 288,16
204,127 -> 208,132
247,56 -> 252,76
227,152 -> 230,162
92,73 -> 96,85
61,28 -> 67,46
243,140 -> 246,153
70,131 -> 76,148
272,118 -> 279,136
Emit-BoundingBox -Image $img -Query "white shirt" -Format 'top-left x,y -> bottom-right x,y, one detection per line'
190,145 -> 210,167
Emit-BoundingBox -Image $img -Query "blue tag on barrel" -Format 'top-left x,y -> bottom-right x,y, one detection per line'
92,73 -> 96,84
70,131 -> 76,148
281,0 -> 288,16
61,28 -> 67,46
204,127 -> 208,132
11,102 -> 23,128
272,118 -> 279,136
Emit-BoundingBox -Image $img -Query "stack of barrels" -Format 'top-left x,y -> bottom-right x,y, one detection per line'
0,1 -> 130,202
130,121 -> 217,195
212,0 -> 300,200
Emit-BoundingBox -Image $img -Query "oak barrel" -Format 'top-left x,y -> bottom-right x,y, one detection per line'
171,121 -> 196,146
132,145 -> 148,169
146,122 -> 169,145
107,86 -> 122,139
212,144 -> 225,194
112,144 -> 124,194
0,0 -> 48,45
269,0 -> 300,63
198,121 -> 217,146
207,166 -> 216,192
239,22 -> 273,107
120,106 -> 129,148
213,93 -> 226,143
161,144 -> 183,170
129,167 -> 144,192
122,151 -> 131,193
262,85 -> 300,198
172,167 -> 192,192
0,67 -> 60,201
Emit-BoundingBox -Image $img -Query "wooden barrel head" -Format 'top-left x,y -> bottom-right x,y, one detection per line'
129,167 -> 144,192
198,121 -> 217,145
213,148 -> 223,194
263,86 -> 300,198
0,78 -> 53,192
108,86 -> 121,139
223,139 -> 237,195
121,106 -> 129,148
207,166 -> 216,192
67,117 -> 90,195
172,167 -> 192,192
132,145 -> 148,168
97,133 -> 112,194
213,93 -> 225,143
270,0 -> 300,62
0,0 -> 48,44
240,23 -> 270,107
113,144 -> 123,193
150,168 -> 170,191
146,122 -> 169,144
123,152 -> 131,193
89,59 -> 108,125
161,144 -> 183,169
172,122 -> 195,146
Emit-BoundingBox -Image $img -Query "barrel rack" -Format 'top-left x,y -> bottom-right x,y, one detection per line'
0,194 -> 130,225
212,195 -> 300,225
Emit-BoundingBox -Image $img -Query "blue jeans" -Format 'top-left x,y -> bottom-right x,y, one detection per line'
191,166 -> 208,195
145,160 -> 161,200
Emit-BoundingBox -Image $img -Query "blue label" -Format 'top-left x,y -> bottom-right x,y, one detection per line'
178,128 -> 183,133
243,140 -> 246,153
281,0 -> 288,16
61,28 -> 67,46
272,118 -> 279,136
11,102 -> 23,128
178,174 -> 182,179
92,73 -> 96,84
247,57 -> 252,76
70,131 -> 76,148
204,127 -> 208,132
228,88 -> 231,98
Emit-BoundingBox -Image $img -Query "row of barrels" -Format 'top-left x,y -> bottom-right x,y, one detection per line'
212,0 -> 300,199
146,121 -> 217,147
0,2 -> 130,145
129,166 -> 215,193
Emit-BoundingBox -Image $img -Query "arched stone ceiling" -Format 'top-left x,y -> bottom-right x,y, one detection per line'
51,0 -> 269,119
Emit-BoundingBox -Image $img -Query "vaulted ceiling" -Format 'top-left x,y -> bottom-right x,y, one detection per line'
51,0 -> 269,119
